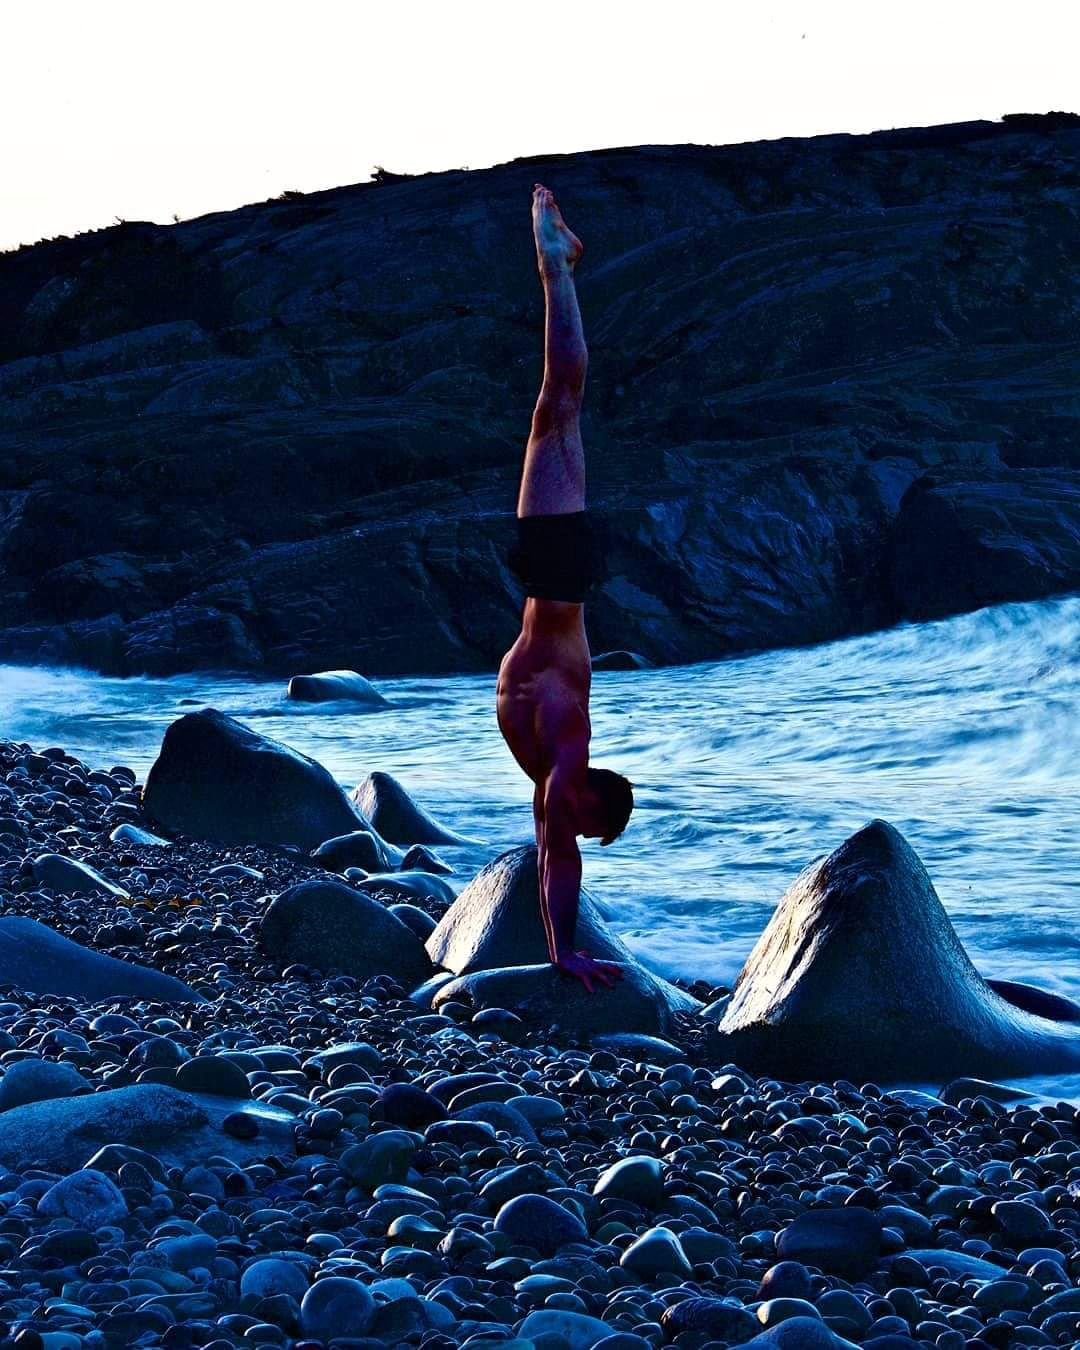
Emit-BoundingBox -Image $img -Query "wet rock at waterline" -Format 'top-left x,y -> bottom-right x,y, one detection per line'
401,844 -> 453,875
311,828 -> 402,874
286,669 -> 389,706
351,770 -> 474,847
142,708 -> 370,849
591,649 -> 652,671
706,819 -> 1080,1082
426,844 -> 633,974
260,877 -> 433,986
433,962 -> 701,1039
0,916 -> 203,1002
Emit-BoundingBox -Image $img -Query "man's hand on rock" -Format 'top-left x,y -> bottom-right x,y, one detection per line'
554,951 -> 624,994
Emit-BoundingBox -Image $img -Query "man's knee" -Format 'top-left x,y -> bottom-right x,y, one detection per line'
532,389 -> 582,437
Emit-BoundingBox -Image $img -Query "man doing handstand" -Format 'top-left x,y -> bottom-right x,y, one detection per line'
496,184 -> 634,994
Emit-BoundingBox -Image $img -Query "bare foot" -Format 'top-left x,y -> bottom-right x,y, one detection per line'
532,183 -> 583,276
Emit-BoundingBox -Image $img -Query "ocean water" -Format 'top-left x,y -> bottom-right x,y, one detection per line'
2,593 -> 1079,1014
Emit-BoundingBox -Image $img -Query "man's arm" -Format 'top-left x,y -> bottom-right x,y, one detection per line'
538,767 -> 584,963
539,756 -> 622,993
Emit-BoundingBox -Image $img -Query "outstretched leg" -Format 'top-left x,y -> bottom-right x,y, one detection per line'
517,184 -> 587,518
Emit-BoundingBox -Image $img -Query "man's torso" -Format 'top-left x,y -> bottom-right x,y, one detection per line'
496,599 -> 592,782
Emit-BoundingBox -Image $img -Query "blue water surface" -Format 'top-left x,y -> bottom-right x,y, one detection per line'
2,594 -> 1079,1087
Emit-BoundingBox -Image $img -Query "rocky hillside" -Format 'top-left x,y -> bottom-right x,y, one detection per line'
2,112 -> 1080,678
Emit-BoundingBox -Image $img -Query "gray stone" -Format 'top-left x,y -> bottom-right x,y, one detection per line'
143,708 -> 370,850
31,853 -> 129,899
620,1226 -> 693,1278
312,830 -> 399,873
707,820 -> 1080,1082
108,823 -> 169,847
0,1084 -> 295,1171
360,871 -> 455,906
591,1033 -> 685,1064
494,1193 -> 588,1254
388,904 -> 439,941
0,1058 -> 90,1111
260,878 -> 432,985
434,962 -> 700,1040
592,1156 -> 665,1209
286,670 -> 389,705
518,1310 -> 614,1348
300,1275 -> 375,1339
37,1169 -> 128,1226
240,1258 -> 310,1299
0,916 -> 202,1002
426,845 -> 632,974
351,771 -> 473,847
776,1208 -> 882,1279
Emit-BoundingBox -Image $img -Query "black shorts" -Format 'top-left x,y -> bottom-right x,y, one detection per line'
507,510 -> 603,603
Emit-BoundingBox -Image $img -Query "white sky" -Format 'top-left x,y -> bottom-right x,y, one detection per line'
2,0 -> 1078,253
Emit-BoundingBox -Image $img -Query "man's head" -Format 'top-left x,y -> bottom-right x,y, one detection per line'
578,766 -> 634,846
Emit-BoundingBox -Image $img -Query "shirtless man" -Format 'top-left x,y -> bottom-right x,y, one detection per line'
496,184 -> 635,994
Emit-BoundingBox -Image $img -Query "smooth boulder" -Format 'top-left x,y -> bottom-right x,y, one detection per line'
358,871 -> 455,906
434,962 -> 700,1040
312,830 -> 400,873
260,878 -> 432,985
0,916 -> 202,1002
704,819 -> 1080,1082
31,853 -> 129,899
286,669 -> 389,706
427,844 -> 635,974
143,708 -> 370,850
0,1084 -> 295,1171
0,1058 -> 90,1111
351,771 -> 472,846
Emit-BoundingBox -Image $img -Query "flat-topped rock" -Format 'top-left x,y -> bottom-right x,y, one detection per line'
0,1084 -> 295,1171
143,708 -> 370,849
433,962 -> 700,1040
0,916 -> 203,1003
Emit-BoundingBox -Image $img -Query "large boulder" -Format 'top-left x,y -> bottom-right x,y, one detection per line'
286,670 -> 389,706
350,771 -> 473,847
0,916 -> 203,1002
260,878 -> 433,985
0,1084 -> 295,1171
433,962 -> 700,1040
426,844 -> 632,974
142,708 -> 369,849
705,820 -> 1080,1082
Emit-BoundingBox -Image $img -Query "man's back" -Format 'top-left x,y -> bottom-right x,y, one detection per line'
496,597 -> 591,784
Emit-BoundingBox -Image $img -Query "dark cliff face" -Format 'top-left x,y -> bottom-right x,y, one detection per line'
2,113 -> 1080,678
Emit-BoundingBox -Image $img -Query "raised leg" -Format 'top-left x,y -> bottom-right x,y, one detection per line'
517,184 -> 588,519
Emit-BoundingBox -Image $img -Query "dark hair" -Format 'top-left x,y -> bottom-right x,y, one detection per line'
587,766 -> 634,845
